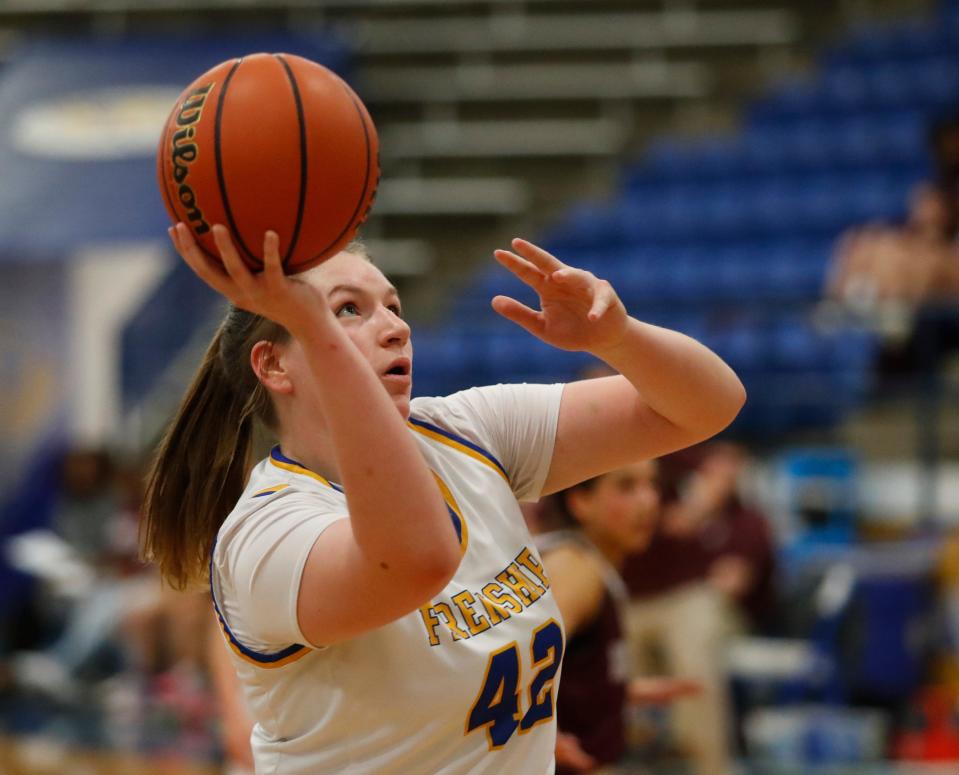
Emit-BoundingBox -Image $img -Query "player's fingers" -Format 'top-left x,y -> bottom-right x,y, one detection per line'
213,224 -> 255,288
490,295 -> 544,337
587,282 -> 615,321
493,249 -> 547,290
550,267 -> 595,292
262,231 -> 284,284
555,733 -> 598,771
172,223 -> 232,292
510,238 -> 565,273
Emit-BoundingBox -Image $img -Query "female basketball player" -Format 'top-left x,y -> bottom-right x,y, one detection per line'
142,222 -> 745,774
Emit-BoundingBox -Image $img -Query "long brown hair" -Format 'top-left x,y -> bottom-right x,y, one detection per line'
141,305 -> 289,589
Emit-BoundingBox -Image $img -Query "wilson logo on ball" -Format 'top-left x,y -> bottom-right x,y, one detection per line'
170,83 -> 215,236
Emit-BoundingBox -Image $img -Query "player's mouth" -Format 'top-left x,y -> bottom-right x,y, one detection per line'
382,357 -> 412,384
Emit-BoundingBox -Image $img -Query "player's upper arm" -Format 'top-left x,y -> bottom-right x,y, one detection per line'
541,545 -> 605,637
221,492 -> 454,651
295,517 -> 455,647
542,376 -> 710,495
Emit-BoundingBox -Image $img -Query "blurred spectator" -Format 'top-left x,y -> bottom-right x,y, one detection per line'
824,113 -> 959,364
622,443 -> 775,775
538,461 -> 700,774
662,443 -> 777,635
0,447 -> 225,765
51,448 -> 118,567
5,447 -> 144,695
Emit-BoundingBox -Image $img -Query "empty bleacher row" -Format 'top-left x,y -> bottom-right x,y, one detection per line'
409,2 -> 956,438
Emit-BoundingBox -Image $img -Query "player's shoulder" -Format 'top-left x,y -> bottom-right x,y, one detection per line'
409,388 -> 506,458
411,389 -> 476,428
410,383 -> 550,428
216,453 -> 344,552
240,451 -> 340,502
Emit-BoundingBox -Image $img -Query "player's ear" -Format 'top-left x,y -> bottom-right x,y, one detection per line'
251,339 -> 293,395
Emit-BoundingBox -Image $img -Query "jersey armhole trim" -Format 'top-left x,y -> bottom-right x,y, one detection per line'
209,538 -> 311,669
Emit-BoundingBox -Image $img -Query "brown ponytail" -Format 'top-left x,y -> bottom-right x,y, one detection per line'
141,306 -> 289,589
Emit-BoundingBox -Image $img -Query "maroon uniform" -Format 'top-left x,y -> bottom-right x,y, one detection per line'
539,532 -> 629,774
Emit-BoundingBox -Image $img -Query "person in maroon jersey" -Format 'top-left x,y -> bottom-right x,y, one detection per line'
538,461 -> 699,774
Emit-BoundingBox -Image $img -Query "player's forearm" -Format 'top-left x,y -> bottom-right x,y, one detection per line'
594,317 -> 745,439
295,319 -> 457,575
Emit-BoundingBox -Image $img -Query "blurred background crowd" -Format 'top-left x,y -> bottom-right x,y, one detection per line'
1,0 -> 959,772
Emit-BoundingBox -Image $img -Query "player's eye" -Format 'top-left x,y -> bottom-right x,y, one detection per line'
336,302 -> 361,318
388,303 -> 403,317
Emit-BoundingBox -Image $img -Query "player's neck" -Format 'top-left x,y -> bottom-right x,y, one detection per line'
276,432 -> 341,486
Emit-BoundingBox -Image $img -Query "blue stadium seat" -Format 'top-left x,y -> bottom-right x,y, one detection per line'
740,126 -> 795,174
704,325 -> 768,374
827,19 -> 951,68
642,139 -> 701,183
769,319 -> 831,372
542,202 -> 625,251
908,57 -> 959,109
748,179 -> 797,236
410,328 -> 476,398
662,248 -> 714,302
758,241 -> 831,301
750,78 -> 822,124
709,248 -> 759,302
694,137 -> 748,180
813,113 -> 923,170
700,183 -> 753,236
820,67 -> 872,112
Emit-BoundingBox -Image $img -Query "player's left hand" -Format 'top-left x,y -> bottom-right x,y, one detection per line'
555,731 -> 598,772
492,239 -> 628,353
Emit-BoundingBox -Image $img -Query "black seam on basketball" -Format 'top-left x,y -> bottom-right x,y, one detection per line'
215,58 -> 260,268
275,54 -> 308,269
307,82 -> 375,263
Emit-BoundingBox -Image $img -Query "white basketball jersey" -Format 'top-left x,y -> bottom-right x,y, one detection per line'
211,383 -> 566,774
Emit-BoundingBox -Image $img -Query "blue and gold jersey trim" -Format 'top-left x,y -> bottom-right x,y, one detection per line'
252,483 -> 290,498
268,446 -> 343,492
267,444 -> 468,554
433,472 -> 469,555
209,541 -> 309,669
408,417 -> 509,485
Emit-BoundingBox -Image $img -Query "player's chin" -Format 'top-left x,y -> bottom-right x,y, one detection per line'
386,387 -> 412,418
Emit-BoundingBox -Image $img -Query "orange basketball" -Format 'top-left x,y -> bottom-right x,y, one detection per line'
157,53 -> 379,273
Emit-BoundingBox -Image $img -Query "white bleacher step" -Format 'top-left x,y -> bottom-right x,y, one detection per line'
380,118 -> 628,159
373,177 -> 529,216
361,61 -> 709,103
345,9 -> 797,56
